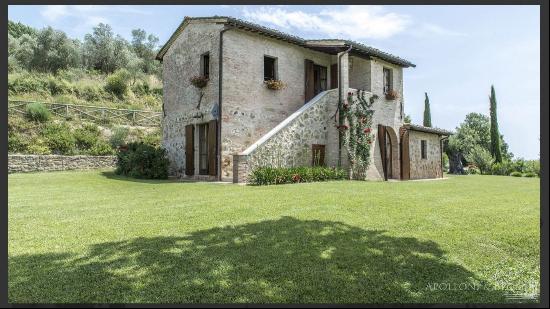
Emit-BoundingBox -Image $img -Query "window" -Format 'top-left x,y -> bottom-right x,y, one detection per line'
201,53 -> 210,78
264,56 -> 277,81
421,140 -> 427,159
383,68 -> 392,94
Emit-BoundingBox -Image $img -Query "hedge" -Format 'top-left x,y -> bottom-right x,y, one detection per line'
250,166 -> 346,185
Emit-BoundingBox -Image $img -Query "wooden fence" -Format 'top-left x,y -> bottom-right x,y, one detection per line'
8,100 -> 162,127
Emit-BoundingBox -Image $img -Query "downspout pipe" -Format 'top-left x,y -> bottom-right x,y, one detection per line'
337,44 -> 353,168
218,26 -> 231,181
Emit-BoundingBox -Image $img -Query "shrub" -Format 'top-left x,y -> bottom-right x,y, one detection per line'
42,122 -> 76,155
74,123 -> 100,151
115,142 -> 169,179
466,145 -> 493,174
524,160 -> 540,176
250,166 -> 346,185
27,138 -> 51,155
491,161 -> 514,176
25,102 -> 51,122
467,167 -> 481,175
8,133 -> 30,153
523,172 -> 537,178
142,129 -> 162,147
109,126 -> 130,148
46,76 -> 72,96
510,171 -> 523,177
131,82 -> 151,96
88,140 -> 115,156
442,153 -> 449,172
105,69 -> 131,97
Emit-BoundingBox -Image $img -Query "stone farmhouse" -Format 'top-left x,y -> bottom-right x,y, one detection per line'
156,16 -> 451,183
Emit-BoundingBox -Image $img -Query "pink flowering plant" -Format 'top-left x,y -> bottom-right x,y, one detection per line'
340,89 -> 377,176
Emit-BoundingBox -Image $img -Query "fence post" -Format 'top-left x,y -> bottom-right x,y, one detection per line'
65,105 -> 69,118
132,111 -> 136,125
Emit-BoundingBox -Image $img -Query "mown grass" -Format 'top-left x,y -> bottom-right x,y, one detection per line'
8,171 -> 540,303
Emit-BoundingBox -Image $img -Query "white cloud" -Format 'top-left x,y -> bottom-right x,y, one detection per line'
242,6 -> 468,40
413,23 -> 467,37
40,5 -> 150,29
242,5 -> 411,40
41,5 -> 69,22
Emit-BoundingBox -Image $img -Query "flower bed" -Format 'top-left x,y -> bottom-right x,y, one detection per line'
250,166 -> 346,185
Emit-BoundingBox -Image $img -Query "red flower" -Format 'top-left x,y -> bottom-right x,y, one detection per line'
348,91 -> 353,96
292,174 -> 301,183
363,127 -> 372,134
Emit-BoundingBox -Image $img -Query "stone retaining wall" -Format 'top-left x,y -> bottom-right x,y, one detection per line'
232,89 -> 338,183
8,155 -> 117,174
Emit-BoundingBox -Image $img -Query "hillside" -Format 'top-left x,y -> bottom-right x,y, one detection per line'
8,20 -> 163,111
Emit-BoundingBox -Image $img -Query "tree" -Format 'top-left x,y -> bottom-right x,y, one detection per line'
489,85 -> 502,163
131,28 -> 160,74
466,145 -> 494,174
423,92 -> 432,127
83,23 -> 134,73
444,112 -> 512,174
31,27 -> 80,73
8,20 -> 37,39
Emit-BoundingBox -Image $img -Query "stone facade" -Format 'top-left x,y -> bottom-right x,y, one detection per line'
160,17 -> 446,183
408,131 -> 444,179
221,29 -> 336,180
162,20 -> 224,177
233,89 -> 338,183
8,155 -> 116,173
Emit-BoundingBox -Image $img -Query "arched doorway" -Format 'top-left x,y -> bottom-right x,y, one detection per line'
377,125 -> 400,180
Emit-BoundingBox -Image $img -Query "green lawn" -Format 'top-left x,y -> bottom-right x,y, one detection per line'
8,170 -> 540,304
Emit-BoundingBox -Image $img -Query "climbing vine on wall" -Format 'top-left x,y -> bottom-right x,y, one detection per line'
337,90 -> 377,177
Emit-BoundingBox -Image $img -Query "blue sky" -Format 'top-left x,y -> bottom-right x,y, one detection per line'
8,5 -> 540,159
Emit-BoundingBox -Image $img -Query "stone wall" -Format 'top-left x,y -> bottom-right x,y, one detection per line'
162,20 -> 224,177
233,89 -> 338,183
8,155 -> 116,174
363,58 -> 405,181
221,29 -> 336,180
408,131 -> 443,179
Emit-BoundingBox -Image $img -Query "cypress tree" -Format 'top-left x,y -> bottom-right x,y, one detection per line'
490,85 -> 502,163
423,92 -> 432,127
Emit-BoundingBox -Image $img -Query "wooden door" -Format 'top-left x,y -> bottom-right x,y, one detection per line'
400,129 -> 410,180
185,124 -> 194,176
304,59 -> 315,103
207,120 -> 217,176
330,64 -> 338,89
377,125 -> 387,180
312,144 -> 326,166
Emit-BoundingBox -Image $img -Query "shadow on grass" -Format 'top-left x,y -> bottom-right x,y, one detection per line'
100,171 -> 182,184
9,217 -> 511,303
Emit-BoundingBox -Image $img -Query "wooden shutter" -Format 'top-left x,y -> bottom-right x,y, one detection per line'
304,59 -> 315,103
377,125 -> 387,180
330,64 -> 338,89
185,124 -> 194,176
400,128 -> 410,180
207,120 -> 217,176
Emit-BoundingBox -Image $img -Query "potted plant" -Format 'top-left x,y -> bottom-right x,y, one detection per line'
264,79 -> 286,90
190,75 -> 209,88
385,90 -> 399,100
